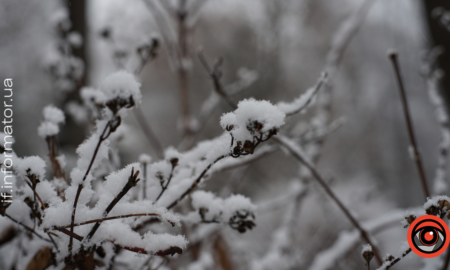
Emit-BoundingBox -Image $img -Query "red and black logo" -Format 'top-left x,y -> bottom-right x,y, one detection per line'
408,215 -> 450,258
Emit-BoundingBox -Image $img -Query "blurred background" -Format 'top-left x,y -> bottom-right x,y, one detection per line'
1,0 -> 450,269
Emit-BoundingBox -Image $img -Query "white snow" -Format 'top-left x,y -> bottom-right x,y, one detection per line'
15,156 -> 47,180
100,70 -> 142,104
37,122 -> 60,138
42,105 -> 65,124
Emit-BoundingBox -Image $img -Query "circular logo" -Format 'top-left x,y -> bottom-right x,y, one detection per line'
408,215 -> 450,258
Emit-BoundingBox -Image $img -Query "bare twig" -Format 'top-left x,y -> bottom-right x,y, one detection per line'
45,136 -> 66,181
57,213 -> 175,229
388,51 -> 431,198
274,135 -> 383,264
377,248 -> 412,270
197,48 -> 237,110
70,121 -> 112,253
5,214 -> 52,243
155,161 -> 177,202
167,155 -> 228,209
85,168 -> 140,241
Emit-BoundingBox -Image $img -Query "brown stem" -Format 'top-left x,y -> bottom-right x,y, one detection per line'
197,48 -> 237,110
85,168 -> 140,241
58,213 -> 174,229
69,121 -> 111,253
155,162 -> 176,202
167,155 -> 227,210
24,180 -> 46,210
5,214 -> 51,243
45,136 -> 66,181
383,248 -> 412,269
142,161 -> 148,200
388,51 -> 431,198
273,136 -> 383,265
177,0 -> 192,139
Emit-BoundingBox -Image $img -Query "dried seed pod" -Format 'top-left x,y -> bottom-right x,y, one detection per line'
361,244 -> 374,267
404,214 -> 417,228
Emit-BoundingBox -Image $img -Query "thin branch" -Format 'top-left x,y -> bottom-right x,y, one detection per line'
167,155 -> 228,209
70,121 -> 112,253
85,168 -> 140,241
154,162 -> 177,202
57,213 -> 175,229
284,72 -> 328,116
273,135 -> 383,265
377,248 -> 411,270
197,48 -> 237,110
388,51 -> 430,198
24,180 -> 46,210
142,161 -> 148,200
45,135 -> 66,181
5,214 -> 52,243
23,178 -> 59,251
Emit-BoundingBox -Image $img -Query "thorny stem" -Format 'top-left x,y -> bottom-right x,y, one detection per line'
5,214 -> 52,243
69,121 -> 112,253
85,168 -> 140,241
154,162 -> 177,202
388,51 -> 431,198
58,213 -> 174,229
273,136 -> 383,265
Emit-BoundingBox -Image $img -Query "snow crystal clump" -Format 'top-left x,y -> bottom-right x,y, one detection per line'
139,154 -> 152,164
361,244 -> 372,254
37,122 -> 60,138
100,70 -> 142,104
43,105 -> 65,124
191,191 -> 223,221
15,156 -> 47,180
221,99 -> 285,142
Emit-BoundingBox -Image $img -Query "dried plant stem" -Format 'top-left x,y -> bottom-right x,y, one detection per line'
58,213 -> 174,229
167,155 -> 228,210
388,51 -> 431,198
177,0 -> 193,140
273,135 -> 383,265
5,214 -> 51,243
155,163 -> 176,202
45,136 -> 66,181
24,180 -> 46,210
23,179 -> 59,251
197,48 -> 237,110
142,161 -> 148,199
69,121 -> 111,253
85,168 -> 140,241
381,248 -> 412,269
